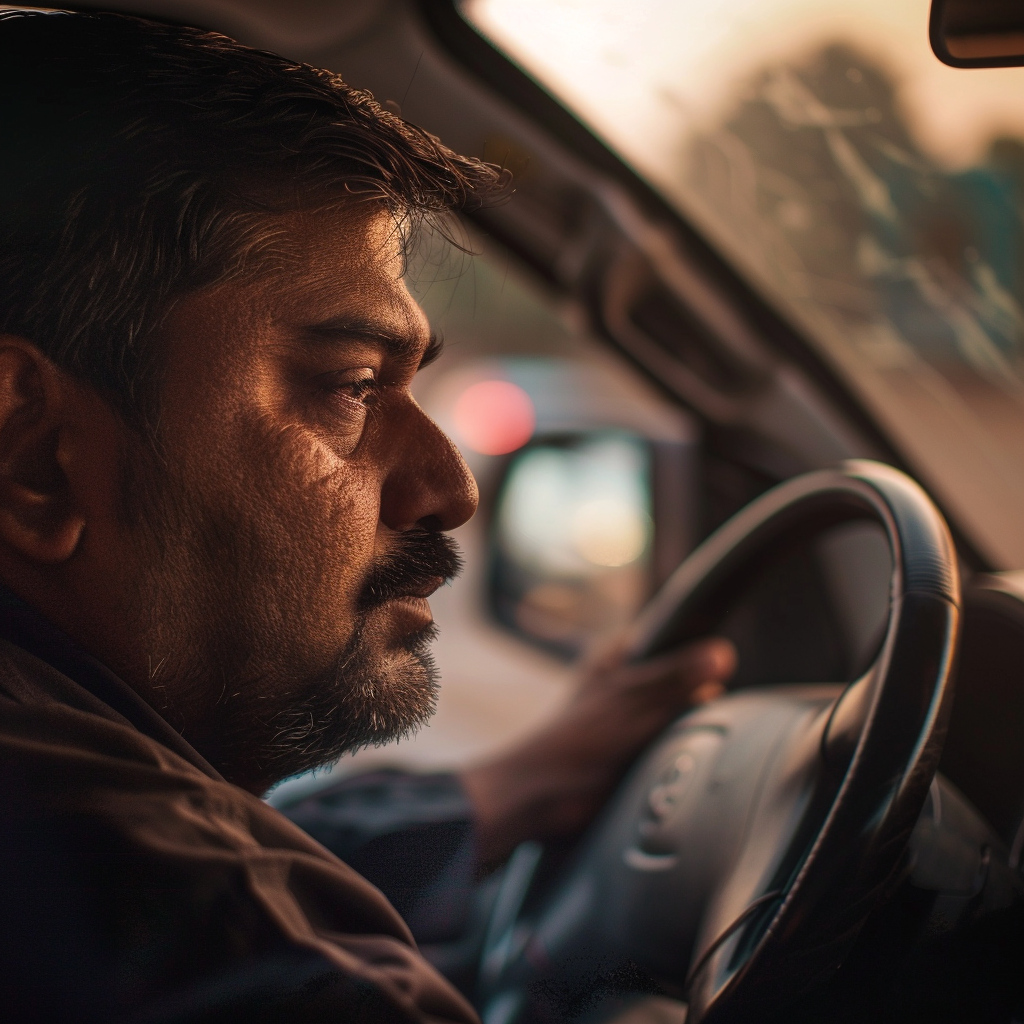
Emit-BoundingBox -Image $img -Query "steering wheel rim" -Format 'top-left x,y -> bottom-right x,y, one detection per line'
477,460 -> 960,1024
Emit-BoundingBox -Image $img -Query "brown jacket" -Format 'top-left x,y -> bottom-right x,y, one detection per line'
0,600 -> 478,1024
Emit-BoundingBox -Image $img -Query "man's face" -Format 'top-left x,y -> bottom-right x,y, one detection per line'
117,206 -> 478,792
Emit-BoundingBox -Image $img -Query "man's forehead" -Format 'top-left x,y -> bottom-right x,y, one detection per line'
286,204 -> 407,276
270,205 -> 429,346
157,204 -> 431,379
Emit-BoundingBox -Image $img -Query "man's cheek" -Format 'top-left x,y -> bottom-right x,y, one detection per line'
266,428 -> 379,586
274,423 -> 346,489
272,428 -> 377,535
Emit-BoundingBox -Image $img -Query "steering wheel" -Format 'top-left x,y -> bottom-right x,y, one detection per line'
476,460 -> 960,1024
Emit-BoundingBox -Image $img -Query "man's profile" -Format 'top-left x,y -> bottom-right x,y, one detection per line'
0,10 -> 732,1021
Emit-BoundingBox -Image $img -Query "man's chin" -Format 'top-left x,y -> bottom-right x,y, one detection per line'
204,621 -> 441,793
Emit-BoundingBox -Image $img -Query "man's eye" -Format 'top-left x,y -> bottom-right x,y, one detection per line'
323,369 -> 380,408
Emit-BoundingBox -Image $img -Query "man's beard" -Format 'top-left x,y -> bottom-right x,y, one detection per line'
202,528 -> 462,789
119,443 -> 462,793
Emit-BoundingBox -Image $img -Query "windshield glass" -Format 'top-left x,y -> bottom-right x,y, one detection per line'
463,0 -> 1024,569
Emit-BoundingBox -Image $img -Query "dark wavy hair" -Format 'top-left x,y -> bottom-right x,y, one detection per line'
0,9 -> 507,428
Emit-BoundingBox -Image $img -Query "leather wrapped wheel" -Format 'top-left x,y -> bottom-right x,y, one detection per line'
477,460 -> 960,1024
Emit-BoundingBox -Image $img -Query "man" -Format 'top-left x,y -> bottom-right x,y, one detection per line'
0,9 -> 734,1022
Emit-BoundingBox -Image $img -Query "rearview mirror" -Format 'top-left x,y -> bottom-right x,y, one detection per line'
930,0 -> 1024,68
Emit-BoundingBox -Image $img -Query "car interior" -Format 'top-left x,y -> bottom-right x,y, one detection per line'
27,0 -> 1024,1021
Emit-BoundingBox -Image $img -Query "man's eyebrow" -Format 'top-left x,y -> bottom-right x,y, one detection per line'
299,317 -> 441,367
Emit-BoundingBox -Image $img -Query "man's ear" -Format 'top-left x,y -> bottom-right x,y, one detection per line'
0,336 -> 87,564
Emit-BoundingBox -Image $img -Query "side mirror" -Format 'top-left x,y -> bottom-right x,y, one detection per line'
487,430 -> 695,658
930,0 -> 1024,68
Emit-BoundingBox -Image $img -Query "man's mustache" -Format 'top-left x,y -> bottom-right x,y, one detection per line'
358,527 -> 463,610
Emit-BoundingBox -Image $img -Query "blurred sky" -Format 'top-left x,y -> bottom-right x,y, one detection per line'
466,0 -> 1024,173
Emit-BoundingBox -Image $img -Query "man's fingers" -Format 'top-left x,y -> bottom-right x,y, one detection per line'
624,637 -> 737,692
689,680 -> 726,706
575,637 -> 737,718
668,636 -> 736,684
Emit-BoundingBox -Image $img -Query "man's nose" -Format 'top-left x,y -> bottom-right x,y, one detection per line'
379,400 -> 479,532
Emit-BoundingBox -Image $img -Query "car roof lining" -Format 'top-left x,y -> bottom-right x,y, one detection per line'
38,0 -> 390,55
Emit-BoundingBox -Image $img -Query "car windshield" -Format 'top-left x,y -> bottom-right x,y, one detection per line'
462,0 -> 1024,569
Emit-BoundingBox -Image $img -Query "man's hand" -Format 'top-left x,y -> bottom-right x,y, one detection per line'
460,638 -> 736,869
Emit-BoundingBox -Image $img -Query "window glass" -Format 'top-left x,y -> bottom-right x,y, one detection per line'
464,0 -> 1024,568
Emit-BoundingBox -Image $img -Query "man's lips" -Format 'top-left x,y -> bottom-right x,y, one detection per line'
382,595 -> 434,633
370,579 -> 444,636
